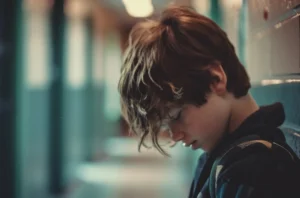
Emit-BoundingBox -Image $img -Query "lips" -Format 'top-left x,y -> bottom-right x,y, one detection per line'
191,141 -> 199,150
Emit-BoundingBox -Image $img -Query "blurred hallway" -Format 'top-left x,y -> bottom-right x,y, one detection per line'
65,138 -> 196,198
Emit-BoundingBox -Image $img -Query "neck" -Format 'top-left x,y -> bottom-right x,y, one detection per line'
228,93 -> 259,133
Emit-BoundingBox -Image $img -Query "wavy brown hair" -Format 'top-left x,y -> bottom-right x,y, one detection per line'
118,6 -> 250,156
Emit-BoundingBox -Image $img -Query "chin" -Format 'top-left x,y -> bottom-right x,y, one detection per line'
199,143 -> 216,153
192,141 -> 205,151
199,145 -> 208,152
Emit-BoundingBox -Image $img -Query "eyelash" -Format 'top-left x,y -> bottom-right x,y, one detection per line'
170,111 -> 181,121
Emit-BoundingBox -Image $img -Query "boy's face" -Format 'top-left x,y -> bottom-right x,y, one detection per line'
158,64 -> 231,152
167,91 -> 232,152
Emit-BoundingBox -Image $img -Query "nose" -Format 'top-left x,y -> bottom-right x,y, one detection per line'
167,121 -> 184,142
171,132 -> 184,142
170,127 -> 185,142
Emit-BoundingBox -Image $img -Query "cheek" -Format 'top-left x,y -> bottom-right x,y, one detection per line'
182,97 -> 230,139
184,116 -> 220,138
180,112 -> 210,137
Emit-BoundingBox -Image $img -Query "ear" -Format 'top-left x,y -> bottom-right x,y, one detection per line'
209,64 -> 227,96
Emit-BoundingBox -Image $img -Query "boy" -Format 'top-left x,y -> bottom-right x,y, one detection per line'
118,6 -> 300,198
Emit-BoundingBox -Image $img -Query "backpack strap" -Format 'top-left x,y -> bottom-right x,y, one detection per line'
209,139 -> 272,198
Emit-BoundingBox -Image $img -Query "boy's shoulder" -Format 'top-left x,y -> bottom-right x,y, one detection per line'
210,136 -> 300,197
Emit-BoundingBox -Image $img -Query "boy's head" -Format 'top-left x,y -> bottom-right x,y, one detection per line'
118,6 -> 250,155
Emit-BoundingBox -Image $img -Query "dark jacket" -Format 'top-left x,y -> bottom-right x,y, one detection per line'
188,103 -> 300,198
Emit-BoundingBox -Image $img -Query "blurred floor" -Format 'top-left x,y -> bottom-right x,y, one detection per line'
61,137 -> 193,198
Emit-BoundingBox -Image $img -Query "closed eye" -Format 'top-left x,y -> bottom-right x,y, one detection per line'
169,110 -> 182,121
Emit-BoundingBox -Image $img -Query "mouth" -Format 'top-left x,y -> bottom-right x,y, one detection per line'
191,140 -> 199,150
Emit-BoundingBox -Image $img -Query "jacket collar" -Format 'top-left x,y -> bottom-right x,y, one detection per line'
209,102 -> 286,158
